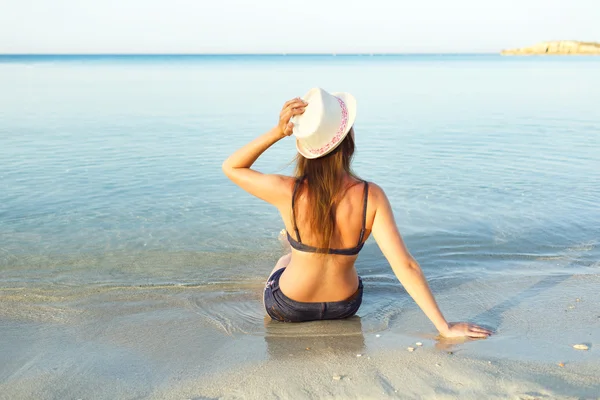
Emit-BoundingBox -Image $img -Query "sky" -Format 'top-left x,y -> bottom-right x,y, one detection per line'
1,0 -> 599,54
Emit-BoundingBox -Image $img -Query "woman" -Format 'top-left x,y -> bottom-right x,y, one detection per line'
222,88 -> 492,338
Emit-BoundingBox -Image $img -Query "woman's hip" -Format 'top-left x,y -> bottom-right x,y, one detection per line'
263,268 -> 363,322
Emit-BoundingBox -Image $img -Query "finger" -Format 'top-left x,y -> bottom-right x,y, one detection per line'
287,104 -> 305,114
290,99 -> 308,108
280,105 -> 298,119
283,122 -> 294,136
284,122 -> 294,136
280,109 -> 294,125
469,325 -> 493,334
467,327 -> 491,337
280,104 -> 307,125
283,98 -> 301,108
466,330 -> 490,338
292,97 -> 307,105
284,109 -> 294,120
283,98 -> 306,112
291,107 -> 306,115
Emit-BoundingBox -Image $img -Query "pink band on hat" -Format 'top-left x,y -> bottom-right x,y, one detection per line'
307,97 -> 349,156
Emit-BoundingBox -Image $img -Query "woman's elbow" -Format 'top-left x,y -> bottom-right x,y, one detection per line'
222,160 -> 233,178
388,255 -> 419,274
397,256 -> 421,272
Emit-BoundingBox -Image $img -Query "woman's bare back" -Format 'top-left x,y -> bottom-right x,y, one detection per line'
276,175 -> 373,302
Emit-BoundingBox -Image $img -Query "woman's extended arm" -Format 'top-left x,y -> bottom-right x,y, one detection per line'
222,98 -> 307,205
370,184 -> 492,339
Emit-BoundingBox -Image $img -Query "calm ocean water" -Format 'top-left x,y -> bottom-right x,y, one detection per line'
0,54 -> 599,299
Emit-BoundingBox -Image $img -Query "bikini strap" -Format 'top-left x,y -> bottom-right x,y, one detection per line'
291,177 -> 304,243
357,181 -> 369,246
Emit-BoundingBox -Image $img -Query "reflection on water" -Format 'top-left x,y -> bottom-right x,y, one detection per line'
264,316 -> 366,359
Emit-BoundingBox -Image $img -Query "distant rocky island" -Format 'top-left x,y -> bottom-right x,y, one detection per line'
501,41 -> 600,55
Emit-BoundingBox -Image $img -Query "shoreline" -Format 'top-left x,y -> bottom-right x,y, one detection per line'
1,271 -> 598,399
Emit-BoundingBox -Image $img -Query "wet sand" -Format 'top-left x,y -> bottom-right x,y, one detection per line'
1,270 -> 598,399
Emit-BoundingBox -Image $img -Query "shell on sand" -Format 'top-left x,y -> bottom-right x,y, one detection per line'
573,344 -> 589,350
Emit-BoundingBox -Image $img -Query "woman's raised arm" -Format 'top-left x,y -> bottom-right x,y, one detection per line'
222,98 -> 306,206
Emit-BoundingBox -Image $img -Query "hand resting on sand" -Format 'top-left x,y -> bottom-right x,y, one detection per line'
439,322 -> 493,339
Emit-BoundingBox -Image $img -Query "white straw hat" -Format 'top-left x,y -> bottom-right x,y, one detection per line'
291,87 -> 357,159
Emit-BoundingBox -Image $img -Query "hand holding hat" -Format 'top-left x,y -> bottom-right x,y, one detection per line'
276,98 -> 308,138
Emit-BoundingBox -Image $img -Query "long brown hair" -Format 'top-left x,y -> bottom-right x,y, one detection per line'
292,127 -> 359,250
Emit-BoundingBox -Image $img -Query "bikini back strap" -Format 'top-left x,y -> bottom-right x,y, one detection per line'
291,177 -> 304,243
357,181 -> 369,245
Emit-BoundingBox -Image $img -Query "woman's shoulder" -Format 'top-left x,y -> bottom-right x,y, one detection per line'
361,180 -> 390,210
361,180 -> 385,198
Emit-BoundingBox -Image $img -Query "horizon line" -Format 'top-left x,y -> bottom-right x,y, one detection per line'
0,52 -> 500,56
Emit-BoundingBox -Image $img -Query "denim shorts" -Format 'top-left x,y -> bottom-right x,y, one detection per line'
263,268 -> 363,322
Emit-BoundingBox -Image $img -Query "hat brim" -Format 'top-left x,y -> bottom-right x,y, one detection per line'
296,92 -> 357,159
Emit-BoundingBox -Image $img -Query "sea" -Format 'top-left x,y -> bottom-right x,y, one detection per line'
0,54 -> 599,398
